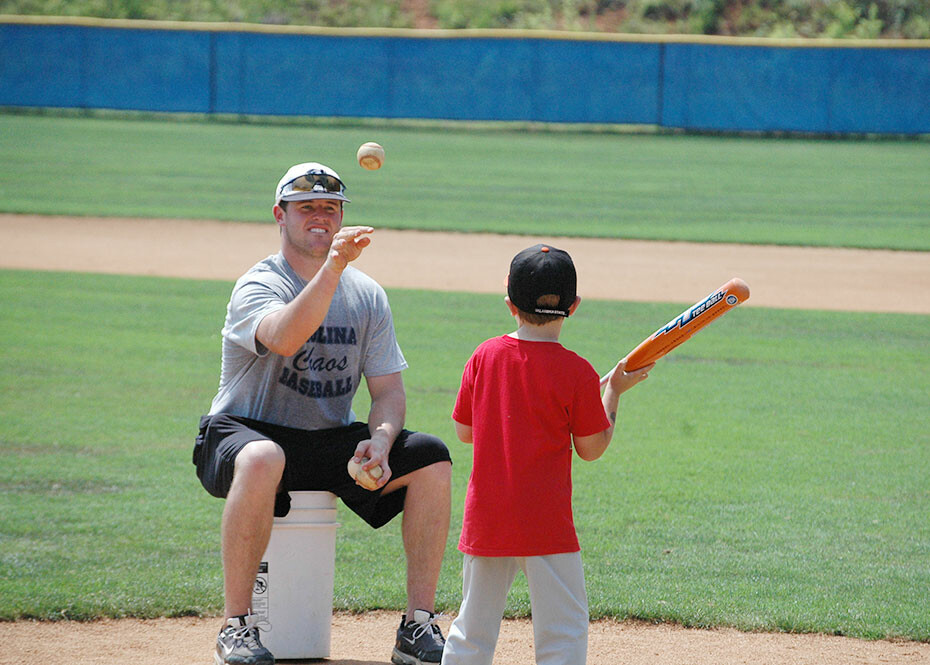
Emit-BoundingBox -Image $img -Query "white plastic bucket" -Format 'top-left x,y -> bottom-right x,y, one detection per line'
251,491 -> 340,659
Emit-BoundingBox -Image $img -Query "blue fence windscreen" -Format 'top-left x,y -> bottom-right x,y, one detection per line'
661,43 -> 930,134
1,22 -> 928,134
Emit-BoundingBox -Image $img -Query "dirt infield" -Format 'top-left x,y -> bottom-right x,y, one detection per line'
6,612 -> 930,665
2,213 -> 929,665
2,214 -> 930,313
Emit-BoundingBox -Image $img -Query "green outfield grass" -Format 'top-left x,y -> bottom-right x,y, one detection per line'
1,269 -> 927,640
2,113 -> 929,250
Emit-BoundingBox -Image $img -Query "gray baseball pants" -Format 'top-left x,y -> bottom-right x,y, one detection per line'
441,551 -> 588,665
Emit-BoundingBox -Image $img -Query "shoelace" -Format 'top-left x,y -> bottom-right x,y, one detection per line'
410,612 -> 447,645
230,617 -> 272,649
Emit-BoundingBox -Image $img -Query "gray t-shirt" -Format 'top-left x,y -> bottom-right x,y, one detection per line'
208,253 -> 407,430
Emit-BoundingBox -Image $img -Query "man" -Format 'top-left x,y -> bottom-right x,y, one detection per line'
193,162 -> 452,665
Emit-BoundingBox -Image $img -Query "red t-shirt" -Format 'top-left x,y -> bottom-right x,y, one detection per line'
452,335 -> 610,557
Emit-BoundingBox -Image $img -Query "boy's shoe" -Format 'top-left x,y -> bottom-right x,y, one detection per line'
391,609 -> 446,665
215,613 -> 274,665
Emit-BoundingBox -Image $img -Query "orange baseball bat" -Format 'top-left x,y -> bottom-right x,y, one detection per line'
600,277 -> 750,384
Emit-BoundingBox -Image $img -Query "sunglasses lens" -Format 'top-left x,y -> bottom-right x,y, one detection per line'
290,173 -> 343,193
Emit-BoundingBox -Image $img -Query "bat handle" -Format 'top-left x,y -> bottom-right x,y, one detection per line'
601,353 -> 651,386
600,355 -> 631,386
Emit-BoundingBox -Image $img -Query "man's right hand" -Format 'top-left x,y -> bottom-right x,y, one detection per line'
327,226 -> 374,272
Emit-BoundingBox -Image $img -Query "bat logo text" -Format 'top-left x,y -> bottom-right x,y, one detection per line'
655,289 -> 725,337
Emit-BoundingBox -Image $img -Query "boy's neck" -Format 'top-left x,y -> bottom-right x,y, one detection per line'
509,318 -> 564,342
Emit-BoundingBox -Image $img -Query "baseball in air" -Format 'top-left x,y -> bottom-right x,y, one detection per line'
347,456 -> 384,490
356,142 -> 385,170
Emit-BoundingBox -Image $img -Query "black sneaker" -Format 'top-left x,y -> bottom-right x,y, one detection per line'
391,609 -> 446,665
214,612 -> 274,665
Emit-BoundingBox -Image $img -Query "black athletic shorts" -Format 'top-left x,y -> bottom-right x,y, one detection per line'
193,413 -> 451,528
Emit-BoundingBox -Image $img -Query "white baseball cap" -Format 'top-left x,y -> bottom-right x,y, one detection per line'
275,162 -> 350,204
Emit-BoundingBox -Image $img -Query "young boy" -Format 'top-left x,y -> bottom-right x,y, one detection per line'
442,243 -> 654,665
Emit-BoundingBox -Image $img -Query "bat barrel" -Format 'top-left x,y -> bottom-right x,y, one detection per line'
619,277 -> 750,374
725,277 -> 750,303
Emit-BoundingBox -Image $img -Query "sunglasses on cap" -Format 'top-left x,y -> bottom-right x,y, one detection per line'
279,170 -> 346,198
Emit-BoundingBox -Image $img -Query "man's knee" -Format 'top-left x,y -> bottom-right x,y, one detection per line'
424,460 -> 452,483
233,439 -> 285,485
408,460 -> 452,489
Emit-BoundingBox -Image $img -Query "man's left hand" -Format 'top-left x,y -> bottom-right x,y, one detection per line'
350,437 -> 392,489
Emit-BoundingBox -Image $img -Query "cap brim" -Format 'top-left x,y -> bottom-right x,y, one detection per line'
279,191 -> 350,203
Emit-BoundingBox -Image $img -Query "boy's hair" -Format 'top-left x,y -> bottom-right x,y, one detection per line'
507,244 -> 577,321
516,294 -> 564,325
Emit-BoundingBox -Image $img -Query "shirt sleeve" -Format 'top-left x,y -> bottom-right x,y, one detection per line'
570,363 -> 611,437
452,354 -> 476,426
223,278 -> 287,357
359,285 -> 408,377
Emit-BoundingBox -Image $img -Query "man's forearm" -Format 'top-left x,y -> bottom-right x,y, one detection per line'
368,387 -> 406,448
257,265 -> 342,357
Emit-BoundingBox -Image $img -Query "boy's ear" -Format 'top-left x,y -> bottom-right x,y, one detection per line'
567,295 -> 582,316
504,296 -> 520,317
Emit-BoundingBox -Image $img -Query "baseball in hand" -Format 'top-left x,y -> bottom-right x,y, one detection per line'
356,142 -> 384,170
347,456 -> 383,490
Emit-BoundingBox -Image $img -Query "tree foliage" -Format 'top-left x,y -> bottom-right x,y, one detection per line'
1,0 -> 928,37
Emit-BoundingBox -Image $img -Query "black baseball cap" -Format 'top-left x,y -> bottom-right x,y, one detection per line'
507,244 -> 577,317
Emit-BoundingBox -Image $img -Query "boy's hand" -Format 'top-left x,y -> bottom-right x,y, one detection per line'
606,358 -> 654,395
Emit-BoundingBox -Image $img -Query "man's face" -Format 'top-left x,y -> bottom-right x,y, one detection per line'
275,198 -> 344,259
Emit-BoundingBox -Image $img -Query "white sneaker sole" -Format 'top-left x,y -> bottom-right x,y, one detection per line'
391,647 -> 433,665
